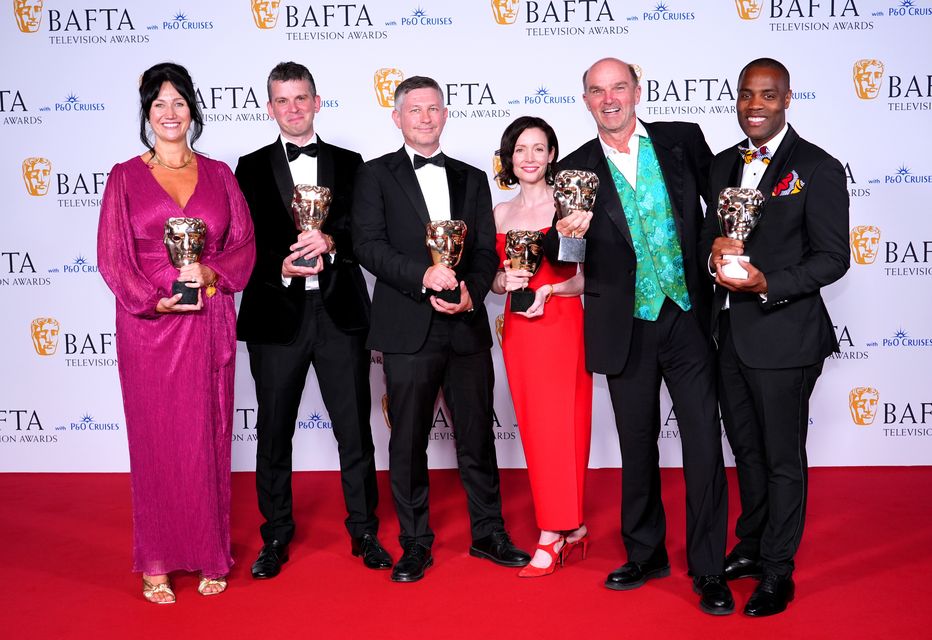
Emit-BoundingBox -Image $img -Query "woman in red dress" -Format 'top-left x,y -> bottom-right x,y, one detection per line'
491,116 -> 593,577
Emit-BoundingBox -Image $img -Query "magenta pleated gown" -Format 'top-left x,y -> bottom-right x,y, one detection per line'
97,155 -> 255,578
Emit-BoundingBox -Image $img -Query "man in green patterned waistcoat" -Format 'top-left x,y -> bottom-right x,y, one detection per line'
544,57 -> 732,616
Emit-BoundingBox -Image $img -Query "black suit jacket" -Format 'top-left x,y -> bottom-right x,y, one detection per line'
545,121 -> 714,375
235,136 -> 370,344
700,125 -> 850,369
352,147 -> 497,355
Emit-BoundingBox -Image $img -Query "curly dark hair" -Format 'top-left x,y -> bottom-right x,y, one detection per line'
138,62 -> 204,151
496,116 -> 559,187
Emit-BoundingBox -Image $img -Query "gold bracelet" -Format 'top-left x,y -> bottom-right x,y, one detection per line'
544,284 -> 554,303
206,278 -> 218,298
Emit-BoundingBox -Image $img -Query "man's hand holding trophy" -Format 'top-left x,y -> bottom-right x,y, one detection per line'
711,187 -> 767,293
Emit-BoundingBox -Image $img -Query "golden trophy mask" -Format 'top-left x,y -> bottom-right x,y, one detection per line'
717,187 -> 764,280
504,230 -> 544,312
426,220 -> 467,303
291,185 -> 332,268
164,217 -> 206,304
553,169 -> 599,262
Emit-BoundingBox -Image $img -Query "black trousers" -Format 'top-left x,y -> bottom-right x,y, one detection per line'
248,291 -> 378,545
718,311 -> 822,576
382,315 -> 505,548
605,299 -> 728,576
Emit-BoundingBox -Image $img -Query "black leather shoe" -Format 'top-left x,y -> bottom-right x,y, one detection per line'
251,540 -> 288,579
469,530 -> 531,567
693,575 -> 735,615
351,533 -> 393,570
604,557 -> 671,591
724,550 -> 763,580
391,542 -> 433,583
744,573 -> 795,617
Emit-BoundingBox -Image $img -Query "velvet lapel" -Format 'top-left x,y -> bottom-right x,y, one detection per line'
755,125 -> 801,214
644,121 -> 685,242
387,147 -> 430,226
584,140 -> 634,251
269,136 -> 295,219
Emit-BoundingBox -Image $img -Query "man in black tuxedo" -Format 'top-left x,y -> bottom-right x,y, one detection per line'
702,58 -> 849,616
545,58 -> 732,615
235,62 -> 391,579
352,76 -> 529,582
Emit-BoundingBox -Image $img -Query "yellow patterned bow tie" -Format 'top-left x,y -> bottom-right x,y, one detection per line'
739,145 -> 772,165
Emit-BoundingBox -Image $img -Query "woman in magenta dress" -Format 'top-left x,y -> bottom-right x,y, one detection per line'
491,116 -> 593,577
97,63 -> 255,603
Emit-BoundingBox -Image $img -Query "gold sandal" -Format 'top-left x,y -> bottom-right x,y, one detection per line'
142,577 -> 176,604
197,575 -> 228,596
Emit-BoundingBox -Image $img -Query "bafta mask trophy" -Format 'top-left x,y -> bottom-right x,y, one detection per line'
164,217 -> 207,304
717,187 -> 764,280
426,220 -> 468,303
291,184 -> 332,268
553,169 -> 599,262
504,230 -> 545,312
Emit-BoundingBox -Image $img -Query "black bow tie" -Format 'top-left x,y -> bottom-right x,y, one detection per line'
286,141 -> 318,162
413,153 -> 445,169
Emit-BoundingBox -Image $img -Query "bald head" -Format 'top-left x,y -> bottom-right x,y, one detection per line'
583,58 -> 639,92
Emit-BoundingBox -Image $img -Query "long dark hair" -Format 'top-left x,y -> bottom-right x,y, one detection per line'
138,62 -> 204,151
496,116 -> 559,187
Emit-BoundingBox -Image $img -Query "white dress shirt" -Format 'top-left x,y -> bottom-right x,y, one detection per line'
405,145 -> 451,221
601,120 -> 650,190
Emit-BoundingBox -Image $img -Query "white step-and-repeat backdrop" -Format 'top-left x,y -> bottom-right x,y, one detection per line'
2,1 -> 930,472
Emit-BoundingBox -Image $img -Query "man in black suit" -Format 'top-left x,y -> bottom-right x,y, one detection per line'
546,58 -> 732,614
702,58 -> 849,616
352,76 -> 529,582
235,61 -> 391,579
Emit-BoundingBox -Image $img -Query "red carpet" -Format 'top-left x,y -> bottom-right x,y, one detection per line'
2,467 -> 931,639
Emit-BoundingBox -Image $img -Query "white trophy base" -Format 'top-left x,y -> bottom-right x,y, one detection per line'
721,255 -> 750,280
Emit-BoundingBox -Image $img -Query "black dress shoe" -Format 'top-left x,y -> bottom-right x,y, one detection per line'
693,575 -> 735,616
744,573 -> 795,617
351,533 -> 393,570
391,542 -> 433,583
251,540 -> 288,579
604,557 -> 671,591
469,531 -> 531,567
724,550 -> 763,580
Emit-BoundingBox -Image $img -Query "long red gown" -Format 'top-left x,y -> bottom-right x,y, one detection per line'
97,155 -> 255,578
496,231 -> 592,530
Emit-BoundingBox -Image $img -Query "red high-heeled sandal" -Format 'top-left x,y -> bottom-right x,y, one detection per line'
562,528 -> 590,564
517,536 -> 566,578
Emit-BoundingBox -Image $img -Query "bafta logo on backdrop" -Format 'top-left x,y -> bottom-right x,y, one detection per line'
251,0 -> 280,29
374,68 -> 404,107
22,157 -> 52,196
850,225 -> 881,265
31,317 -> 60,356
853,59 -> 884,100
735,0 -> 763,20
491,0 -> 519,24
492,151 -> 513,191
849,387 -> 880,426
14,0 -> 43,33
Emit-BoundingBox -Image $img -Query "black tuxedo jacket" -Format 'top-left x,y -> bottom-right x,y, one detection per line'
545,121 -> 714,375
700,125 -> 850,369
352,147 -> 497,355
235,136 -> 370,344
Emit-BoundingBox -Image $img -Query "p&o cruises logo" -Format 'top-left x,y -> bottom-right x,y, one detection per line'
630,3 -> 696,23
47,254 -> 99,277
250,1 -> 387,41
15,3 -> 149,45
492,0 -> 630,38
880,165 -> 932,185
388,6 -> 454,27
735,0 -> 872,32
854,59 -> 932,111
867,327 -> 932,350
298,411 -> 332,430
883,0 -> 932,18
43,93 -> 106,114
148,11 -> 214,31
58,413 -> 121,433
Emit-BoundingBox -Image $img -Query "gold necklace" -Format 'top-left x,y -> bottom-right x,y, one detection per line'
150,150 -> 194,171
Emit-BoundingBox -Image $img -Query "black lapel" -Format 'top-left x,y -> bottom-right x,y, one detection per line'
269,136 -> 295,216
644,121 -> 685,241
316,136 -> 335,190
387,147 -> 430,226
755,125 -> 801,212
585,140 -> 634,250
446,159 -> 467,221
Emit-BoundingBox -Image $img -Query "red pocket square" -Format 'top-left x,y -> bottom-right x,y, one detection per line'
772,170 -> 805,197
